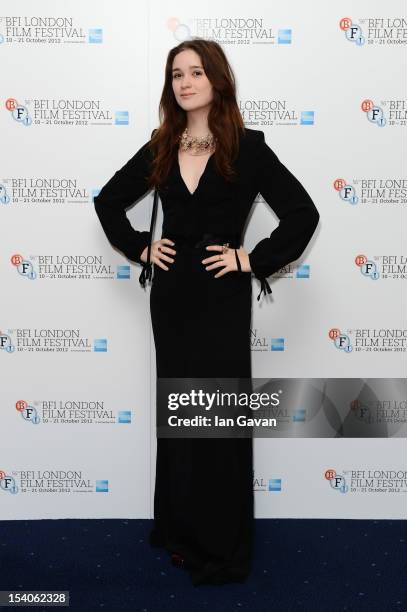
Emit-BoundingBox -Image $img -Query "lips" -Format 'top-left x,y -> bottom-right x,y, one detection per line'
181,93 -> 195,97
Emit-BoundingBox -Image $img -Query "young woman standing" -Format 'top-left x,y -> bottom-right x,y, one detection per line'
94,38 -> 320,586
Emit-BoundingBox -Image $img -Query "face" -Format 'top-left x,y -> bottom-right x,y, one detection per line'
172,48 -> 213,112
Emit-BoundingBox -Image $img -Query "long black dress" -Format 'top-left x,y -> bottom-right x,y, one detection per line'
93,127 -> 320,586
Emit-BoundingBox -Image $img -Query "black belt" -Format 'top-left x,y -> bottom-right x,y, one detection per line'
166,233 -> 272,301
165,232 -> 241,250
139,231 -> 272,301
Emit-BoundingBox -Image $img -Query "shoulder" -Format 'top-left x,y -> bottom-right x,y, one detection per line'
131,129 -> 157,162
239,127 -> 265,147
241,127 -> 265,141
239,128 -> 270,157
242,127 -> 281,164
238,128 -> 279,167
237,128 -> 263,157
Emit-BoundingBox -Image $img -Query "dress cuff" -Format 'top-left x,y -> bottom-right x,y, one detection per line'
137,232 -> 154,288
133,231 -> 151,265
248,252 -> 273,302
256,277 -> 272,302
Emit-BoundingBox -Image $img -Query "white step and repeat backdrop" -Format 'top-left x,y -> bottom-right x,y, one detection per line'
2,1 -> 407,519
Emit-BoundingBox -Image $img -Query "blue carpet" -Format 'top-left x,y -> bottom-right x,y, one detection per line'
1,519 -> 405,611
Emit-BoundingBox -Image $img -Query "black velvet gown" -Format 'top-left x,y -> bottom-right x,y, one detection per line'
93,127 -> 320,586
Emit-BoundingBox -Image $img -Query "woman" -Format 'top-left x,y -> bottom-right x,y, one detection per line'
93,38 -> 320,586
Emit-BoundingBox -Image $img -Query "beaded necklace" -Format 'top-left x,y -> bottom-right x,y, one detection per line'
179,127 -> 216,155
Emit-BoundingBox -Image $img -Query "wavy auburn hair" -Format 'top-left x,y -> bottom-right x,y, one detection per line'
147,38 -> 245,190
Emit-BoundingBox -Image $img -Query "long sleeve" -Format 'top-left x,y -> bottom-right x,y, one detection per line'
93,138 -> 154,265
248,131 -> 320,300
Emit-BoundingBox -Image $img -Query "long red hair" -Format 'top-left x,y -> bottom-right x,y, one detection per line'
147,38 -> 245,190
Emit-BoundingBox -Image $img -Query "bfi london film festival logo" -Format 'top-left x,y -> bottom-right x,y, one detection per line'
354,254 -> 380,282
361,99 -> 386,127
240,101 -> 315,127
325,469 -> 349,493
339,16 -> 407,47
0,469 -> 109,495
329,327 -> 407,354
325,468 -> 407,495
0,328 -> 108,354
361,98 -> 407,128
355,253 -> 407,282
166,16 -> 292,45
333,176 -> 407,206
0,176 -> 97,206
0,16 -> 102,45
10,253 -> 132,281
14,399 -> 132,426
351,397 -> 407,427
4,97 -> 129,127
328,328 -> 353,353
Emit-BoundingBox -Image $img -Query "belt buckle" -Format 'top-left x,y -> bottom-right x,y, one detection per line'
194,233 -> 217,249
193,234 -> 234,250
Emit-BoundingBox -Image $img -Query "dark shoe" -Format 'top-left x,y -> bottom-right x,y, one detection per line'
171,552 -> 187,569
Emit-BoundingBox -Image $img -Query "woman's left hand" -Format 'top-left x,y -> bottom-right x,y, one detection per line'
202,245 -> 252,278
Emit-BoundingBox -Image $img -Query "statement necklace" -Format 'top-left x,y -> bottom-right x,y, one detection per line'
179,127 -> 216,155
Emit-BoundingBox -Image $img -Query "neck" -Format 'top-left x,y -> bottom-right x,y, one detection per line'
185,107 -> 210,137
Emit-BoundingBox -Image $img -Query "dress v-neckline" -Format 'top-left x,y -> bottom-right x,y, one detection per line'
177,151 -> 214,197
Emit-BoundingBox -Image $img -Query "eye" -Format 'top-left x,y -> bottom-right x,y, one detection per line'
173,71 -> 203,79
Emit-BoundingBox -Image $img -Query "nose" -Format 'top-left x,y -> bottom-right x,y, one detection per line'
180,76 -> 192,88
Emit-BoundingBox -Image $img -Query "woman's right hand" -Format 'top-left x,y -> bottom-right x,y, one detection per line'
140,238 -> 176,271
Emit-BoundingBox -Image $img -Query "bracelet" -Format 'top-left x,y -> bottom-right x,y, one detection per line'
234,248 -> 242,272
